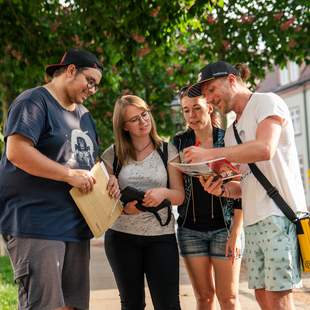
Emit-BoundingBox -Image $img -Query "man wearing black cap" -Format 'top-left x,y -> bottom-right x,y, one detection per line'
183,61 -> 307,310
0,48 -> 103,310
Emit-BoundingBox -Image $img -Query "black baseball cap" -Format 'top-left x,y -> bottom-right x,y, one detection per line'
45,48 -> 103,77
188,61 -> 240,97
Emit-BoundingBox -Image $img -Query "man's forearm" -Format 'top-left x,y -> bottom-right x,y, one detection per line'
213,117 -> 282,163
207,140 -> 271,164
183,140 -> 270,165
7,135 -> 70,182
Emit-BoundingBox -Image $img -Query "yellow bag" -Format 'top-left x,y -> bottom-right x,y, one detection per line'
297,216 -> 310,272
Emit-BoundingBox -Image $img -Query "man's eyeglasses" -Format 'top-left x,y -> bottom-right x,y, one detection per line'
125,111 -> 150,124
80,72 -> 100,92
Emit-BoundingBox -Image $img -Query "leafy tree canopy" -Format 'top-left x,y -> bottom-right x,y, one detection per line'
0,0 -> 308,150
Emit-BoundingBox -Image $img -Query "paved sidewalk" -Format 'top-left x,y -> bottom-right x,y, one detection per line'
89,239 -> 310,309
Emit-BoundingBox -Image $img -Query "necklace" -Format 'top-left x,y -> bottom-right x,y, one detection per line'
134,140 -> 153,153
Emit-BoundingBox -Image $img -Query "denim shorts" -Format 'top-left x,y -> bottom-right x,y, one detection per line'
177,226 -> 232,259
244,215 -> 302,291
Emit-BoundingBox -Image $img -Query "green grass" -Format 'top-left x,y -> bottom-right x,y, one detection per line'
0,256 -> 17,310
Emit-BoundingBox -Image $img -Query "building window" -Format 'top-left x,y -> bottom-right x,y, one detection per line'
279,62 -> 300,86
279,66 -> 289,85
289,62 -> 299,82
289,106 -> 302,136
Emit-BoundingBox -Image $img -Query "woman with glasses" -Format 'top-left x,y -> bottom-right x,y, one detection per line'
172,87 -> 244,310
101,95 -> 185,310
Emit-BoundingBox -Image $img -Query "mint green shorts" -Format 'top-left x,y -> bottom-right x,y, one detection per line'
244,215 -> 302,291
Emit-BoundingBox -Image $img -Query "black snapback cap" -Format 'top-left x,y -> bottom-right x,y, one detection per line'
45,48 -> 103,77
188,61 -> 240,97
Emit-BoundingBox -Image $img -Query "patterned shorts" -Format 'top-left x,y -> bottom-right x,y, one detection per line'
244,215 -> 302,291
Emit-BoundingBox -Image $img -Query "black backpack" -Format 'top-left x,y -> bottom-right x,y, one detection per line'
113,142 -> 172,226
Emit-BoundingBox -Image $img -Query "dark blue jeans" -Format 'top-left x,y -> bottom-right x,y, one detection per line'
104,229 -> 181,310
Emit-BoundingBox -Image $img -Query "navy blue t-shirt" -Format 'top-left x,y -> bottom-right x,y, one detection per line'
0,87 -> 99,241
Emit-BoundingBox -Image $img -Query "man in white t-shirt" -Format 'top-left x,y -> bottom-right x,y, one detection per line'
182,61 -> 308,310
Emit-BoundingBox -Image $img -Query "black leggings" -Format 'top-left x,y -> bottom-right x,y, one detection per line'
104,229 -> 181,310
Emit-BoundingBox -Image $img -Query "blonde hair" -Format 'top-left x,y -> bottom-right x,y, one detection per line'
113,95 -> 162,164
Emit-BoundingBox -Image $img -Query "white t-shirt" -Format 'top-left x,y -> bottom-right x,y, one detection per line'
225,92 -> 307,226
101,143 -> 178,236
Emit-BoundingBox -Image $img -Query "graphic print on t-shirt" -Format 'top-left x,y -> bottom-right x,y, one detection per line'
70,129 -> 95,170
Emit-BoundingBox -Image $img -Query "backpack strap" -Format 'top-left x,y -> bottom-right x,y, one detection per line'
156,141 -> 168,169
156,141 -> 169,187
112,144 -> 122,178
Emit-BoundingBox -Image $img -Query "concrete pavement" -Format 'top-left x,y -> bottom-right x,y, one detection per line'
89,239 -> 310,309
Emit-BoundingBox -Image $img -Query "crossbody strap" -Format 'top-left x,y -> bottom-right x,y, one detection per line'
232,121 -> 299,224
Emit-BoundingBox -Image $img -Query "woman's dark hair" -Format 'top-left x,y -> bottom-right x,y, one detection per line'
178,85 -> 190,100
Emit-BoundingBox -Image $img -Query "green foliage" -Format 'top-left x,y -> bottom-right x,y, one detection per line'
181,0 -> 309,82
0,131 -> 3,154
0,0 -> 308,150
0,256 -> 17,310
